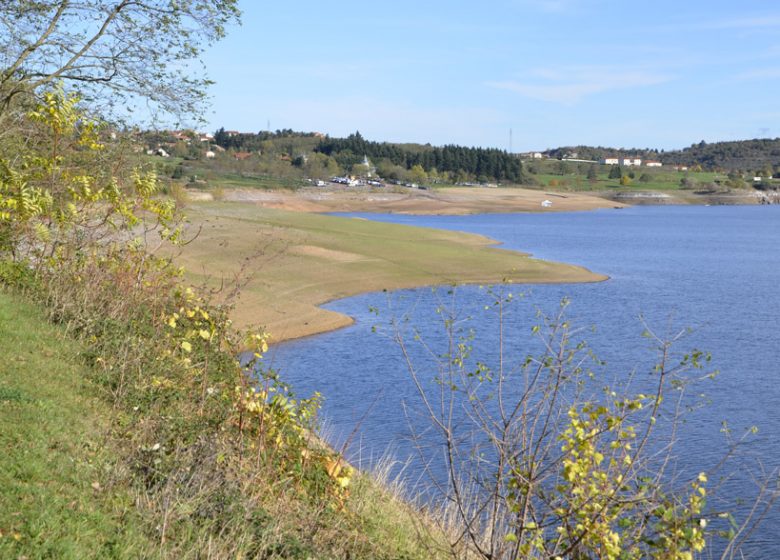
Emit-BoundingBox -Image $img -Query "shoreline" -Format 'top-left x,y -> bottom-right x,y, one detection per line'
176,201 -> 610,344
179,184 -> 775,346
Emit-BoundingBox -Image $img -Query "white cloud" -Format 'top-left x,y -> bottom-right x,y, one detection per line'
487,66 -> 672,105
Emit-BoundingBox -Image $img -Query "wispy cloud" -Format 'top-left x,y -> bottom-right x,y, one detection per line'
487,66 -> 672,105
508,0 -> 587,14
697,14 -> 780,30
655,14 -> 780,33
735,67 -> 780,81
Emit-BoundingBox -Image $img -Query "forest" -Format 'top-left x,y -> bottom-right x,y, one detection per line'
212,129 -> 524,183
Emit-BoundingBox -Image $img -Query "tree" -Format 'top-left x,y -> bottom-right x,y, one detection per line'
409,164 -> 427,184
0,1 -> 240,120
620,174 -> 632,186
586,165 -> 598,181
608,165 -> 622,179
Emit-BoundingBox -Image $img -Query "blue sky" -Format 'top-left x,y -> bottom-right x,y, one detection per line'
201,0 -> 780,151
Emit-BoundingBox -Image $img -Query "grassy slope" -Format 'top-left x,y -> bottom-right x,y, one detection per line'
177,203 -> 606,342
0,292 -> 146,559
0,289 -> 448,560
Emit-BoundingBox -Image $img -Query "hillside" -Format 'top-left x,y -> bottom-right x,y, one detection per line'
542,138 -> 780,173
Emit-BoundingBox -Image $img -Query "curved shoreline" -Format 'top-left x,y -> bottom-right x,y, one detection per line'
177,201 -> 611,344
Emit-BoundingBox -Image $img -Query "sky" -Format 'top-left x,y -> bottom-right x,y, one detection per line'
200,0 -> 780,152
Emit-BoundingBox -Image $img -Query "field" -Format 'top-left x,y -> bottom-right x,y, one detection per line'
175,202 -> 607,342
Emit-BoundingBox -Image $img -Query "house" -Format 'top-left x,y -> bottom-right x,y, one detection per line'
645,161 -> 663,167
620,157 -> 642,166
600,157 -> 619,165
225,130 -> 241,137
672,165 -> 689,171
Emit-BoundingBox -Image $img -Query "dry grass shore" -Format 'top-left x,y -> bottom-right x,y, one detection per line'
187,185 -> 626,214
176,201 -> 609,342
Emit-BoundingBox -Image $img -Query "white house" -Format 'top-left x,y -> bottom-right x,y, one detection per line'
646,161 -> 663,167
620,157 -> 642,166
600,157 -> 619,165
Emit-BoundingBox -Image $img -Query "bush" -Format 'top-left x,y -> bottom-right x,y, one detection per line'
390,290 -> 775,560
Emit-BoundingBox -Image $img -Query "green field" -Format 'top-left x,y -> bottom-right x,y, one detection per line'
525,161 -> 726,193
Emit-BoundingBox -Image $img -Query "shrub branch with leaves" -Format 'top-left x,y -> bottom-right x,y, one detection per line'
0,88 -> 365,557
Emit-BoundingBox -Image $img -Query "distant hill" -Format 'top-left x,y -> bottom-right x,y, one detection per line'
542,139 -> 780,173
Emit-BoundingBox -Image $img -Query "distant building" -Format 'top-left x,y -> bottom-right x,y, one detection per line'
645,161 -> 663,167
620,157 -> 642,166
672,165 -> 689,171
600,157 -> 619,165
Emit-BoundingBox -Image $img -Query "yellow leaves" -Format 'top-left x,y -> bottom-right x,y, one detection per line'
198,329 -> 211,341
180,340 -> 192,353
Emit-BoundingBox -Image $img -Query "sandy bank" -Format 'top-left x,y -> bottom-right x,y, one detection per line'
176,203 -> 608,344
186,185 -> 626,214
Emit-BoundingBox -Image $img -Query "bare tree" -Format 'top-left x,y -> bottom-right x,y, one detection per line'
0,0 -> 240,120
392,290 -> 778,560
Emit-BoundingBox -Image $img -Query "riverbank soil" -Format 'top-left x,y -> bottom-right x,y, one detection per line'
176,203 -> 607,342
186,185 -> 627,214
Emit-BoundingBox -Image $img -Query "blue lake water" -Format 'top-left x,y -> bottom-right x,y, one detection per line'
264,205 -> 780,555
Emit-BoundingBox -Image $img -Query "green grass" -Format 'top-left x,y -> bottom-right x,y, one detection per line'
0,292 -> 147,559
528,166 -> 727,193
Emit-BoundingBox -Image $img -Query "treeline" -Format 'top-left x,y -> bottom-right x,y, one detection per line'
543,145 -> 661,162
213,127 -> 321,152
211,128 -> 524,183
315,132 -> 523,182
665,138 -> 780,173
543,138 -> 780,173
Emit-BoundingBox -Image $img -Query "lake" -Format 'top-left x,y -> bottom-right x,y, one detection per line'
265,204 -> 780,556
